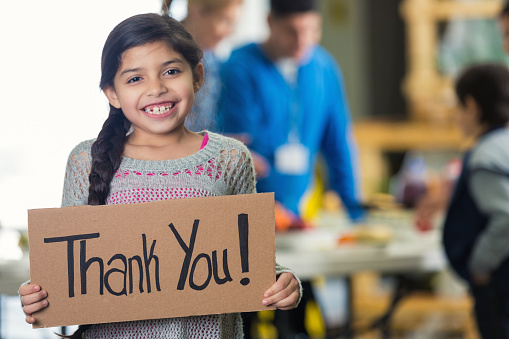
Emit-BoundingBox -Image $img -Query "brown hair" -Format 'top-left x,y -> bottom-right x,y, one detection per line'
455,63 -> 509,132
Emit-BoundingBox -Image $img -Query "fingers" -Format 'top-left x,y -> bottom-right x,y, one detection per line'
19,284 -> 49,322
262,272 -> 300,310
22,297 -> 48,318
25,314 -> 36,325
18,284 -> 40,297
264,289 -> 300,310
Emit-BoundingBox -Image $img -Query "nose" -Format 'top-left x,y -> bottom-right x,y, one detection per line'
147,77 -> 168,97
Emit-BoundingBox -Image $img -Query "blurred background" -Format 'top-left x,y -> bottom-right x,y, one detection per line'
1,0 -> 508,338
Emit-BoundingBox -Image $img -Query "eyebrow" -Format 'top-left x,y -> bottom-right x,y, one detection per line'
119,58 -> 185,77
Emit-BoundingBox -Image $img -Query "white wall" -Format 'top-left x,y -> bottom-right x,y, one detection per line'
0,0 -> 267,229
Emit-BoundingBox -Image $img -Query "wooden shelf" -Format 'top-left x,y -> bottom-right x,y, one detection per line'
353,121 -> 466,152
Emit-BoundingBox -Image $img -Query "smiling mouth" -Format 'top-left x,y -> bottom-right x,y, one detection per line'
143,103 -> 175,115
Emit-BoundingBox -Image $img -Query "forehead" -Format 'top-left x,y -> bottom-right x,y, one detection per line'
120,41 -> 182,66
273,11 -> 321,29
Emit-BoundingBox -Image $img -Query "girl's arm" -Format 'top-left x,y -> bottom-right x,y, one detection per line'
20,141 -> 93,324
468,169 -> 509,279
61,141 -> 93,207
226,140 -> 257,196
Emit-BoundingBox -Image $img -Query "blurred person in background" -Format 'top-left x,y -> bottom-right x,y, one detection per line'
217,0 -> 365,337
443,63 -> 509,339
162,0 -> 242,132
499,2 -> 509,54
416,1 -> 509,227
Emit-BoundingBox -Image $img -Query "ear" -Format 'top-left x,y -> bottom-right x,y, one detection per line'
267,13 -> 274,29
193,62 -> 205,93
104,86 -> 121,109
464,95 -> 481,119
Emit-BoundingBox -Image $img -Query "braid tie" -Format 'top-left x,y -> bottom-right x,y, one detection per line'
88,106 -> 130,205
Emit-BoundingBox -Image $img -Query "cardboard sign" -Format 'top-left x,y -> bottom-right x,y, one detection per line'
28,193 -> 276,328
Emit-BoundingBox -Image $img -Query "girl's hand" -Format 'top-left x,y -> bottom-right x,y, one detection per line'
18,284 -> 48,324
262,272 -> 300,310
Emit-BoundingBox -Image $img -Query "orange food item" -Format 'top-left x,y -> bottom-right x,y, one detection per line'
275,203 -> 292,232
337,232 -> 357,245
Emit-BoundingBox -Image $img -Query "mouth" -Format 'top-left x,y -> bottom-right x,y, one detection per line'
142,102 -> 176,115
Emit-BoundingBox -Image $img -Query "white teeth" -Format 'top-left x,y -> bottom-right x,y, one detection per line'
144,104 -> 173,115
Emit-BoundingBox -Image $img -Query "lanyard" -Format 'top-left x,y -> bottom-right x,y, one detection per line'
275,58 -> 302,144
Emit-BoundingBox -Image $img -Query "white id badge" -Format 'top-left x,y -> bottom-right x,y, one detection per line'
275,143 -> 309,175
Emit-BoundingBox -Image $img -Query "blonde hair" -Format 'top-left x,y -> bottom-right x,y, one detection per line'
162,0 -> 242,16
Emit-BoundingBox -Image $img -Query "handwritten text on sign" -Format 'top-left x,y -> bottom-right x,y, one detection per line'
28,193 -> 275,328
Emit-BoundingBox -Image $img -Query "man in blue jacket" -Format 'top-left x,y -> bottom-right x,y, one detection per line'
218,0 -> 364,222
218,0 -> 365,337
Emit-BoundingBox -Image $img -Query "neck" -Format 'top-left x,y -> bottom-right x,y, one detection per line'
128,126 -> 191,148
124,126 -> 204,161
262,40 -> 284,62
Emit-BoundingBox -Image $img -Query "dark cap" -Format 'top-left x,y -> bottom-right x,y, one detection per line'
270,0 -> 317,16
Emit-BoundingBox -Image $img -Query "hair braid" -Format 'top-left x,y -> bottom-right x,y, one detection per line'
88,106 -> 130,206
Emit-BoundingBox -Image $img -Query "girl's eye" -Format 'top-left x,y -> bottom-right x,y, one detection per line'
127,76 -> 142,84
164,69 -> 180,76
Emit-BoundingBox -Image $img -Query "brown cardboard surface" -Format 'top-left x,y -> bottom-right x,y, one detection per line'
28,193 -> 276,328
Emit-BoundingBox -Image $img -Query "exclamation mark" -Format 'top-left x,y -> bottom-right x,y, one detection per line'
238,213 -> 250,286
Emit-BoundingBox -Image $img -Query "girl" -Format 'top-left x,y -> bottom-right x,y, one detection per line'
162,0 -> 243,132
19,13 -> 301,339
443,63 -> 509,339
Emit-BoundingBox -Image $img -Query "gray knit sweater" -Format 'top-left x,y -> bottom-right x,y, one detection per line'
468,128 -> 509,275
60,131 -> 298,339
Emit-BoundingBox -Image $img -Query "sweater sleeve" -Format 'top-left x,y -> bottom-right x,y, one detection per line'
222,139 -> 257,195
468,169 -> 509,275
61,141 -> 92,207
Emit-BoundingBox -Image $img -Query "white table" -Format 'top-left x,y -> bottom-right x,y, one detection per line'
275,227 -> 446,280
274,212 -> 448,338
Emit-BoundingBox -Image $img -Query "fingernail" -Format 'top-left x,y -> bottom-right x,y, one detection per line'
264,293 -> 269,297
29,318 -> 35,324
42,291 -> 47,297
34,286 -> 40,292
262,300 -> 268,305
42,300 -> 48,307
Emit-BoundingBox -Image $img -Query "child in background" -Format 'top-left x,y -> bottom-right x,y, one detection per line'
499,2 -> 509,54
18,13 -> 301,339
161,0 -> 243,133
443,63 -> 509,339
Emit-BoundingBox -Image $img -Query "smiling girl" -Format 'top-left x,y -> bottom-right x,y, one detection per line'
18,13 -> 301,339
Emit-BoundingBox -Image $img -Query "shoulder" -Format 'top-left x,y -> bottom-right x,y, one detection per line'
225,43 -> 266,69
470,128 -> 509,174
229,43 -> 259,59
66,139 -> 95,160
307,46 -> 339,68
207,132 -> 251,156
305,46 -> 343,82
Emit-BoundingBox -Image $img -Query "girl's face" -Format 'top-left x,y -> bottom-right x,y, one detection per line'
499,15 -> 509,54
190,2 -> 241,50
104,41 -> 203,138
455,95 -> 482,138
